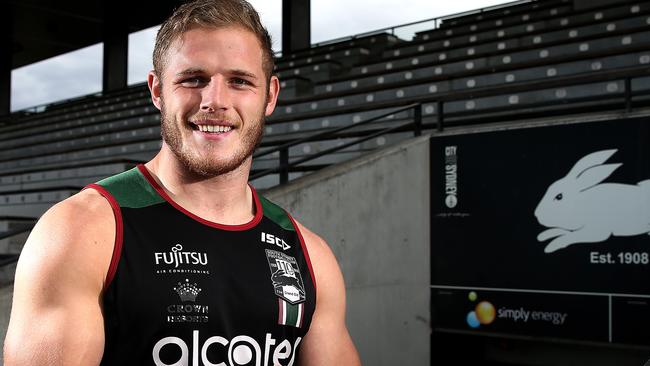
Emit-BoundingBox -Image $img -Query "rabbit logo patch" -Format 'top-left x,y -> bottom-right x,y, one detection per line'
534,149 -> 650,253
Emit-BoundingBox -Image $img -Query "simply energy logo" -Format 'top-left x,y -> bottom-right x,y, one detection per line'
152,330 -> 301,366
445,146 -> 458,208
465,291 -> 568,328
466,291 -> 496,328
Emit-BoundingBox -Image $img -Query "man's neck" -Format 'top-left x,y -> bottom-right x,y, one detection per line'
144,147 -> 255,226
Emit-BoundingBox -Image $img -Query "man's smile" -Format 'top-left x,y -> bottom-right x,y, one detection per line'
189,119 -> 236,134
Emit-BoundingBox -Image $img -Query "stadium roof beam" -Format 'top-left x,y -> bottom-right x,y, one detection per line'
1,2 -> 13,116
4,0 -> 179,116
282,0 -> 311,53
102,1 -> 128,92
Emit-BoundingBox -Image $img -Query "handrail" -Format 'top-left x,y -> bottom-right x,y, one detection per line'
254,103 -> 419,159
252,68 -> 649,185
268,65 -> 650,125
251,103 -> 422,183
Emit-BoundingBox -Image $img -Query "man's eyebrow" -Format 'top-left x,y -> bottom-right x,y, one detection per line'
175,68 -> 207,77
174,68 -> 259,80
230,69 -> 258,80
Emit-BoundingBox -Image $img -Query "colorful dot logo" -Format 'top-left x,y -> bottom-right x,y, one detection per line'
466,291 -> 496,328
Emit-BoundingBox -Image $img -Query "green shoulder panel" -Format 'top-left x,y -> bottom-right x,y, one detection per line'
95,167 -> 164,208
258,195 -> 295,232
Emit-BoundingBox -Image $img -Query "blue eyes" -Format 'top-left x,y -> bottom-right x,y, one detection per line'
180,78 -> 251,88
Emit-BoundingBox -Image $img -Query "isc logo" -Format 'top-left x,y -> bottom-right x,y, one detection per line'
261,232 -> 291,250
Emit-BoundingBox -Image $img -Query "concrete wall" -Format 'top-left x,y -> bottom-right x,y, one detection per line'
0,135 -> 432,365
265,135 -> 431,366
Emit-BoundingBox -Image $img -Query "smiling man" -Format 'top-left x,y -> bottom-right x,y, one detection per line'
3,1 -> 361,365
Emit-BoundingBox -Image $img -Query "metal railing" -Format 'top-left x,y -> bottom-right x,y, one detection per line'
251,103 -> 423,184
432,73 -> 648,132
251,67 -> 650,185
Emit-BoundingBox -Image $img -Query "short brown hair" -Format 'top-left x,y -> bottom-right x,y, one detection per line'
153,0 -> 275,81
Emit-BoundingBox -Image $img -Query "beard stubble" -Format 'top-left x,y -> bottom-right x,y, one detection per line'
159,97 -> 265,178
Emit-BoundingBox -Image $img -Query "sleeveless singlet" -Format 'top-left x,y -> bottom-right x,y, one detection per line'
85,164 -> 317,366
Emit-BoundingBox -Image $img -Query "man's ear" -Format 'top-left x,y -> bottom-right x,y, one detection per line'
264,75 -> 280,117
147,70 -> 163,110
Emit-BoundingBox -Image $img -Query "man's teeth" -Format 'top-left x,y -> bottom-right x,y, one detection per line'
197,125 -> 233,133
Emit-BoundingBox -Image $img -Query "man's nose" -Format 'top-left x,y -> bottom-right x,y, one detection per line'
200,78 -> 230,112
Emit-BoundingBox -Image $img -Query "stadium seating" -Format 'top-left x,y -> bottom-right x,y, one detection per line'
0,0 -> 649,234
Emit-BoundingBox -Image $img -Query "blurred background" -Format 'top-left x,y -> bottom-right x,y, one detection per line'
1,0 -> 649,364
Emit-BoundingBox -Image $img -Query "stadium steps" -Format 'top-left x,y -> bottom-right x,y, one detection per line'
444,1 -> 571,28
2,0 -> 649,225
0,162 -> 136,193
6,5 -> 645,159
306,5 -> 650,95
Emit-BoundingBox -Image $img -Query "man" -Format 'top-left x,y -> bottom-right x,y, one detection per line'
4,0 -> 361,364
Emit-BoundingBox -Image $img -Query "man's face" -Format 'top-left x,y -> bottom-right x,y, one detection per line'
148,26 -> 279,177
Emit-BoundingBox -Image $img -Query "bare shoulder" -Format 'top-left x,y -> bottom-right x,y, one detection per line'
291,219 -> 362,365
4,188 -> 115,364
29,187 -> 115,256
291,219 -> 340,277
15,187 -> 116,296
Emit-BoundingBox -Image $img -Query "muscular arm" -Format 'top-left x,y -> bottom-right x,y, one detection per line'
295,222 -> 361,366
3,190 -> 115,365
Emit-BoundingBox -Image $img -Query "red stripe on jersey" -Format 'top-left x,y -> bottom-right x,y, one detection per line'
84,184 -> 124,291
137,164 -> 263,231
287,214 -> 317,294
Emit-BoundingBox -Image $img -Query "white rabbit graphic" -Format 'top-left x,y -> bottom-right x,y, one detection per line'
534,149 -> 650,253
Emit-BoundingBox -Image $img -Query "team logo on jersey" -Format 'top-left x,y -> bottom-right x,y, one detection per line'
265,249 -> 306,304
261,232 -> 291,250
265,250 -> 307,328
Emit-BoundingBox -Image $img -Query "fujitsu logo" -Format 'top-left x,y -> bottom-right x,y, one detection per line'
261,232 -> 291,250
154,244 -> 208,268
152,330 -> 302,366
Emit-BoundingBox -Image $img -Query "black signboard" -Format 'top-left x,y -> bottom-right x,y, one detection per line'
430,117 -> 650,345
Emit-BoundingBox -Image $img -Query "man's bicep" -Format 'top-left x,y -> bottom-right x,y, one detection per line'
299,307 -> 360,366
4,196 -> 111,365
298,231 -> 361,366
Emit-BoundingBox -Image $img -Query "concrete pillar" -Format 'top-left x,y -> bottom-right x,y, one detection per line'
282,0 -> 311,53
0,2 -> 13,116
102,1 -> 128,92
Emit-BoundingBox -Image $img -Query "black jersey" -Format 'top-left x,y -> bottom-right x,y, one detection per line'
86,164 -> 317,366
